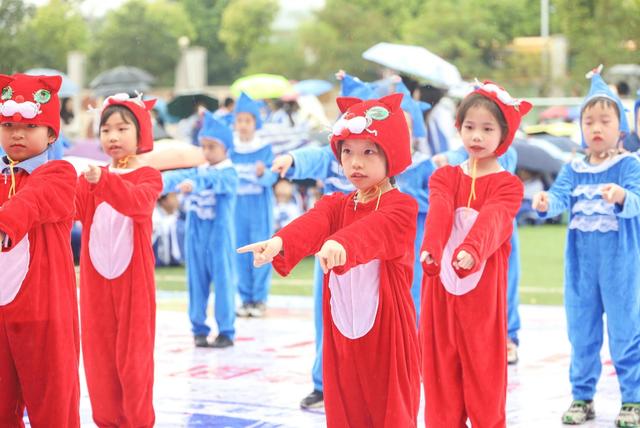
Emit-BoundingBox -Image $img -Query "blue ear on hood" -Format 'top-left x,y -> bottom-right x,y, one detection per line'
233,92 -> 263,130
396,80 -> 429,138
340,73 -> 376,100
198,111 -> 234,151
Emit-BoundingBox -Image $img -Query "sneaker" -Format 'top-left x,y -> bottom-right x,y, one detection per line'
300,390 -> 324,409
562,400 -> 595,425
194,335 -> 210,348
507,339 -> 519,365
210,334 -> 234,349
236,303 -> 251,317
615,403 -> 640,428
248,302 -> 266,318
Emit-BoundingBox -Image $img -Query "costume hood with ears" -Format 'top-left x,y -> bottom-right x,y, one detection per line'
579,65 -> 629,148
198,111 -> 234,151
330,93 -> 411,177
0,73 -> 62,138
102,93 -> 157,154
458,80 -> 532,156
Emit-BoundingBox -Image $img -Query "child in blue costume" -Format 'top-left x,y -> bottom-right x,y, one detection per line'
534,66 -> 640,427
232,92 -> 278,318
622,90 -> 640,152
162,112 -> 238,348
270,72 -> 431,409
433,144 -> 522,364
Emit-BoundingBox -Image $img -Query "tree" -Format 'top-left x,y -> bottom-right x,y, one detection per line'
178,0 -> 243,84
90,0 -> 195,86
218,0 -> 279,61
17,0 -> 89,72
0,0 -> 35,74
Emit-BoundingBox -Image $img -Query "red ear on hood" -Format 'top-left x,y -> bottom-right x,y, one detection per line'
379,93 -> 403,112
144,99 -> 157,111
38,75 -> 62,92
518,100 -> 533,116
336,96 -> 362,113
0,74 -> 14,88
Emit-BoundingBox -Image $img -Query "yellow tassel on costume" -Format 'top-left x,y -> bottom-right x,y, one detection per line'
467,158 -> 477,208
117,155 -> 132,169
7,156 -> 18,199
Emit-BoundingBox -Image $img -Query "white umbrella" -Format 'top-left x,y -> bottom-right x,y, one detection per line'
362,42 -> 462,89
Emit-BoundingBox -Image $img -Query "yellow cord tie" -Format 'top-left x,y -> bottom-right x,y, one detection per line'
354,179 -> 387,211
117,155 -> 132,169
466,158 -> 478,208
7,156 -> 18,199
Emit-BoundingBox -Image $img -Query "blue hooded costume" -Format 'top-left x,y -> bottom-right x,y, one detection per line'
161,112 -> 238,339
231,92 -> 278,306
539,67 -> 640,403
443,146 -> 522,345
622,90 -> 640,152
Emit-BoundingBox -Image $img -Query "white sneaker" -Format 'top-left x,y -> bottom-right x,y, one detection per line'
248,302 -> 266,318
507,339 -> 519,365
236,303 -> 251,317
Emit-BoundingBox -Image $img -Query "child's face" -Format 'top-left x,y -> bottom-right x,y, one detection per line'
340,139 -> 387,191
0,122 -> 54,162
460,105 -> 502,160
581,103 -> 620,154
235,112 -> 256,141
99,112 -> 138,162
201,138 -> 227,165
274,180 -> 293,203
159,192 -> 179,214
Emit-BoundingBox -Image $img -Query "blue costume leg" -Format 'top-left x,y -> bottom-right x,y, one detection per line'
235,195 -> 254,304
411,212 -> 426,325
213,243 -> 237,340
600,250 -> 640,403
186,232 -> 212,336
250,196 -> 273,304
566,232 -> 604,400
507,224 -> 521,345
311,259 -> 324,392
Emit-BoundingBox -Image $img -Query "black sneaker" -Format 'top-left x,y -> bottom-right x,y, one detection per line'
562,400 -> 595,424
210,334 -> 233,349
300,390 -> 324,409
194,335 -> 210,348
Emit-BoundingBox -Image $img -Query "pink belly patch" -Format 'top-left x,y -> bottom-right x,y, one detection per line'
328,260 -> 380,339
0,235 -> 30,305
439,207 -> 487,295
89,202 -> 134,279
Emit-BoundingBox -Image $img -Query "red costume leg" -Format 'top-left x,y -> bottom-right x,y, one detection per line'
0,315 -> 24,428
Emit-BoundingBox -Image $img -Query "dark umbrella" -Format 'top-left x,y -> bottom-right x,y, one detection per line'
513,138 -> 565,175
167,93 -> 219,119
90,66 -> 155,97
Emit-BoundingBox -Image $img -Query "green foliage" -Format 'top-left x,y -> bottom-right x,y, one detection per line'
243,36 -> 308,79
0,0 -> 35,73
89,0 -> 195,86
219,0 -> 279,60
17,0 -> 89,72
178,0 -> 243,84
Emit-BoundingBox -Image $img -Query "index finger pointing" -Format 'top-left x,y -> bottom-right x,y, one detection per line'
237,242 -> 263,254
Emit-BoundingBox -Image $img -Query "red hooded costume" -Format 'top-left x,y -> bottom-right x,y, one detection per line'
75,93 -> 161,427
420,82 -> 531,427
273,93 -> 420,427
0,73 -> 80,427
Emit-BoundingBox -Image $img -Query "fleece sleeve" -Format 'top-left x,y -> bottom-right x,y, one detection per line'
0,160 -> 76,251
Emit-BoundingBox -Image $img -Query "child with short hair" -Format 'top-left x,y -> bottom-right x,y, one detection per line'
232,92 -> 278,318
533,66 -> 640,427
420,81 -> 530,427
0,73 -> 80,427
162,111 -> 238,348
75,93 -> 162,427
240,93 -> 421,426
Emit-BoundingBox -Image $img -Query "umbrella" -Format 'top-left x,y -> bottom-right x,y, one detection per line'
230,74 -> 293,99
25,68 -> 80,98
90,66 -> 155,97
512,138 -> 568,174
362,42 -> 462,89
167,93 -> 219,119
293,79 -> 333,96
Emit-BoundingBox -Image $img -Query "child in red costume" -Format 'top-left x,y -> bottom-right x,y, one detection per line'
0,73 -> 80,427
420,82 -> 530,427
239,93 -> 420,427
75,93 -> 162,427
